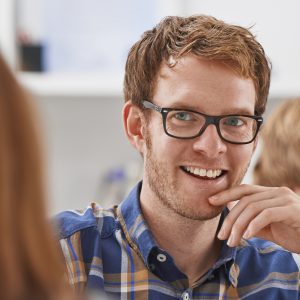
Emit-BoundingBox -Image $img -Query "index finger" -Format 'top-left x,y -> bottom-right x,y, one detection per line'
208,184 -> 269,205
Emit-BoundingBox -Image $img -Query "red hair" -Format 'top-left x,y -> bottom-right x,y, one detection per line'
0,55 -> 71,300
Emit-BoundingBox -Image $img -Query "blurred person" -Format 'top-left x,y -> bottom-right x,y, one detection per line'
57,15 -> 300,299
0,54 -> 72,300
253,98 -> 300,194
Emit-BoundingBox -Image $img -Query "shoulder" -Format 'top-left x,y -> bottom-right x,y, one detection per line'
55,203 -> 117,239
55,203 -> 118,289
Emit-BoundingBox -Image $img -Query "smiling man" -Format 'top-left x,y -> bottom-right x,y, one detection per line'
137,57 -> 257,223
57,15 -> 300,299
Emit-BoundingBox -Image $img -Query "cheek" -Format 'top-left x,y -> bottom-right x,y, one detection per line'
147,130 -> 183,164
230,145 -> 255,168
151,137 -> 176,159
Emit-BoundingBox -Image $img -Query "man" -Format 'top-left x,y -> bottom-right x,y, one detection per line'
58,15 -> 300,299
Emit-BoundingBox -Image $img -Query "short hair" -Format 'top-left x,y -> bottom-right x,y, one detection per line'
253,98 -> 300,188
124,15 -> 271,116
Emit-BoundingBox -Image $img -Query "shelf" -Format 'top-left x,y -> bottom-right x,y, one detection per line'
18,71 -> 124,98
17,71 -> 300,100
269,79 -> 300,99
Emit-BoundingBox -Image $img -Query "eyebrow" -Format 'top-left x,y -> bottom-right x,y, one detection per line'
161,102 -> 255,116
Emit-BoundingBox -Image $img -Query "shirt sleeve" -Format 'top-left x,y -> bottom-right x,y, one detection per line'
55,207 -> 99,292
60,231 -> 88,292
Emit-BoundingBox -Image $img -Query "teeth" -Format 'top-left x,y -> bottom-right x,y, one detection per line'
200,169 -> 206,176
207,170 -> 213,178
184,167 -> 223,179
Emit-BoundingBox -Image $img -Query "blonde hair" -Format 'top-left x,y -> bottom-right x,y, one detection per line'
253,98 -> 300,188
0,55 -> 70,299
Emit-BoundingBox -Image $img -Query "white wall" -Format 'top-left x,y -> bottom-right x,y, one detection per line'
186,0 -> 300,98
34,95 -> 141,213
2,1 -> 300,213
0,0 -> 16,67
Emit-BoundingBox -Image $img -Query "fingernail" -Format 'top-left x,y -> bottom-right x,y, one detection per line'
209,195 -> 218,203
227,235 -> 234,247
243,229 -> 250,239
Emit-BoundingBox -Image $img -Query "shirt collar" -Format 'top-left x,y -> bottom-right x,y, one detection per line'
117,181 -> 238,285
117,181 -> 157,265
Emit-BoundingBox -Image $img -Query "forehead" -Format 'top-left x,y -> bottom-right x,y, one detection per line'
153,55 -> 256,115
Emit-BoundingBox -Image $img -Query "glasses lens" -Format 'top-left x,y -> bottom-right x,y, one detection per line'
220,116 -> 257,143
166,110 -> 205,138
165,110 -> 258,143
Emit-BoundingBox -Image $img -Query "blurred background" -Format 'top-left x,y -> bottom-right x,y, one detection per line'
0,0 -> 299,214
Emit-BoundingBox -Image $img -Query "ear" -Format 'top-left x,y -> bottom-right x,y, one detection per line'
123,101 -> 146,154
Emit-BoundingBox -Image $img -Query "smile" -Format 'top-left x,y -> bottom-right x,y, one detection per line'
181,166 -> 225,179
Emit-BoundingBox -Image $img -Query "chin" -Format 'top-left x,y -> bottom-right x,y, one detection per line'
173,202 -> 224,221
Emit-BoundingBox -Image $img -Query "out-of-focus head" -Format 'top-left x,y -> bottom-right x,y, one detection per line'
124,15 -> 271,115
0,55 -> 43,199
0,55 -> 70,299
253,98 -> 300,190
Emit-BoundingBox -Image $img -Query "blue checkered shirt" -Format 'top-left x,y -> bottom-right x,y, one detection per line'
57,182 -> 300,299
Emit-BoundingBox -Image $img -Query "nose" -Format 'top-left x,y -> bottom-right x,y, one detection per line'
192,124 -> 227,158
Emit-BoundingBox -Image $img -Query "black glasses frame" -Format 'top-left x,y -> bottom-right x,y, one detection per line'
142,100 -> 263,145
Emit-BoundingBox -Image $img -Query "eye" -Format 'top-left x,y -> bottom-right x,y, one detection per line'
223,116 -> 245,127
174,111 -> 194,121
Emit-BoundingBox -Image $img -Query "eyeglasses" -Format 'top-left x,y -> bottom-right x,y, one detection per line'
142,100 -> 263,145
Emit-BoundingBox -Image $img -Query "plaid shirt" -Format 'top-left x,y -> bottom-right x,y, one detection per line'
57,182 -> 300,299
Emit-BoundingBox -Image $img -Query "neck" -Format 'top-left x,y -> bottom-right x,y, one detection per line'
140,186 -> 223,286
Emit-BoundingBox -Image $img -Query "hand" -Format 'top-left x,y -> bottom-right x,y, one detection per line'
208,184 -> 300,253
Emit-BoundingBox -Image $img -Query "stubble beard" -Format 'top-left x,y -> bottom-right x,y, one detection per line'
144,131 -> 250,221
144,135 -> 222,221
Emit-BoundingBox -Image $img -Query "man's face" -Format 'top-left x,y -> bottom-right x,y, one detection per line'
141,55 -> 257,220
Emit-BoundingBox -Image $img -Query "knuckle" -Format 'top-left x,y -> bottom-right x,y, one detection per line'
285,195 -> 296,205
262,208 -> 273,219
278,186 -> 298,204
278,186 -> 292,195
240,183 -> 249,189
247,202 -> 259,213
240,195 -> 252,206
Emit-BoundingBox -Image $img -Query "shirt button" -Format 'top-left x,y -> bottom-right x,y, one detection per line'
157,253 -> 167,262
149,263 -> 156,271
182,291 -> 189,300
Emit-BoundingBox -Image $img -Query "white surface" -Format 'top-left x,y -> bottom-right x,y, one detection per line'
4,1 -> 300,213
42,0 -> 157,72
18,71 -> 123,97
186,0 -> 300,100
18,71 -> 300,99
34,95 -> 140,214
0,0 -> 16,67
17,0 -> 43,42
18,0 -> 300,98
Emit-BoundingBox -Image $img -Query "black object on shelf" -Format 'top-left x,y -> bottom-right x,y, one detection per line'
19,44 -> 44,72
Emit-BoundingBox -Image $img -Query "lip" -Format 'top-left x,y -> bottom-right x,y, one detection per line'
181,164 -> 228,171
